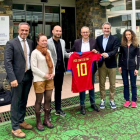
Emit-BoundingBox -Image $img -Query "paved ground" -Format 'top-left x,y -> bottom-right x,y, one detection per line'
0,74 -> 123,113
0,86 -> 140,140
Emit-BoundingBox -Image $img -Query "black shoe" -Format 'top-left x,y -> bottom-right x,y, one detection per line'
80,105 -> 86,115
91,103 -> 99,112
55,109 -> 66,117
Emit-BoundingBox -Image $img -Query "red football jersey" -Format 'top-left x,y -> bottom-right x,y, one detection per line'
67,51 -> 101,93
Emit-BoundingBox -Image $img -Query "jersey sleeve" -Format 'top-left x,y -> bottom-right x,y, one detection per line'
92,52 -> 102,61
67,53 -> 73,71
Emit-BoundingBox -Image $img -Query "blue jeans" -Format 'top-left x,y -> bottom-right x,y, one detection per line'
121,69 -> 137,102
79,74 -> 95,105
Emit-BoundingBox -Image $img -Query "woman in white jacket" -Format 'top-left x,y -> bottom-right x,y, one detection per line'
31,33 -> 55,131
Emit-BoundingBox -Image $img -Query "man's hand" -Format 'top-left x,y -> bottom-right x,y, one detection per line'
134,69 -> 138,76
11,80 -> 18,87
101,53 -> 108,58
118,67 -> 122,74
68,52 -> 73,57
92,49 -> 98,53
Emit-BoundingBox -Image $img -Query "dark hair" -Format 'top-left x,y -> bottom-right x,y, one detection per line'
121,29 -> 138,47
36,33 -> 46,42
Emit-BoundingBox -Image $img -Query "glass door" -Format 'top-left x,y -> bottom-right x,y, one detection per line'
44,6 -> 60,39
12,4 -> 75,50
108,14 -> 132,41
136,12 -> 140,79
13,4 -> 26,38
61,7 -> 76,50
26,5 -> 43,46
136,13 -> 140,45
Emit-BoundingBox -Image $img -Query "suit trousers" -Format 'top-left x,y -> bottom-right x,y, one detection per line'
98,62 -> 116,101
54,72 -> 64,111
79,74 -> 95,105
11,70 -> 32,130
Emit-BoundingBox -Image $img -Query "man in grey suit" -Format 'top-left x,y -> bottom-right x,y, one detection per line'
47,25 -> 69,117
4,22 -> 34,138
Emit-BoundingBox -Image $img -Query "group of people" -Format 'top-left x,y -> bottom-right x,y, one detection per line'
4,21 -> 139,138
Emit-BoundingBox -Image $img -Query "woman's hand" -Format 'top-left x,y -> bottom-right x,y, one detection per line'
44,74 -> 51,80
49,74 -> 55,79
118,67 -> 122,74
134,69 -> 138,76
44,74 -> 54,80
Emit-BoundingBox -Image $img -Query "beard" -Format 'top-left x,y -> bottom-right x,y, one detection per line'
54,34 -> 61,39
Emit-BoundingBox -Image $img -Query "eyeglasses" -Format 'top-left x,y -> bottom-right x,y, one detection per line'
81,32 -> 89,34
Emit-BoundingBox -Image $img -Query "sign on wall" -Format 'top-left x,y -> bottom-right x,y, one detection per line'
95,29 -> 103,39
0,16 -> 9,45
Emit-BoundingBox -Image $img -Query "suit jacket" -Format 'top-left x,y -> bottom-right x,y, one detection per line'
70,38 -> 98,74
4,37 -> 34,83
96,35 -> 119,68
47,37 -> 69,68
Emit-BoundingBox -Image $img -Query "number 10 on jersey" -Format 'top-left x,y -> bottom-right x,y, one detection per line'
77,63 -> 87,77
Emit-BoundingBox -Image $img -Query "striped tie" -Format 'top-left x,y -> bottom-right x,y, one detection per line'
23,39 -> 27,72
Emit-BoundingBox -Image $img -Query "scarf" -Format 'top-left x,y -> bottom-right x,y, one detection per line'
36,45 -> 53,74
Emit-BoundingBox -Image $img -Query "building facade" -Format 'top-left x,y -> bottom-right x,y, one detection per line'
0,0 -> 140,86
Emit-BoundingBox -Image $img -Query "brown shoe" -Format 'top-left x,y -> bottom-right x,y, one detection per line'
19,121 -> 33,130
12,129 -> 25,138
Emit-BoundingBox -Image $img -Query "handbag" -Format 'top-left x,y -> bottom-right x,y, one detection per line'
0,86 -> 12,106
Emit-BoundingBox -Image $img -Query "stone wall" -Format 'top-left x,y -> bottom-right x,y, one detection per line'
0,0 -> 13,89
76,0 -> 106,38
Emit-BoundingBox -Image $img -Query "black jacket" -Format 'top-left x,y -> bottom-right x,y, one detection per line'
118,44 -> 140,70
96,35 -> 119,68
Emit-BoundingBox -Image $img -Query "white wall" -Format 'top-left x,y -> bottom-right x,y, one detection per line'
12,0 -> 75,7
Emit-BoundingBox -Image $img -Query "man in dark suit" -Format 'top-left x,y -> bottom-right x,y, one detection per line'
4,22 -> 34,138
96,22 -> 119,109
71,26 -> 99,115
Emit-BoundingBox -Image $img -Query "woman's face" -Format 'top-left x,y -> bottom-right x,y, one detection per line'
125,31 -> 132,41
37,36 -> 47,48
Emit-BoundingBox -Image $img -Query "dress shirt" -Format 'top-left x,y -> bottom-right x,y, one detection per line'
102,35 -> 109,51
102,35 -> 109,57
18,36 -> 30,70
81,39 -> 90,52
53,39 -> 65,73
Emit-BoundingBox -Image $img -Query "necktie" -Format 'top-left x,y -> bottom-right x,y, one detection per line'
23,40 -> 27,72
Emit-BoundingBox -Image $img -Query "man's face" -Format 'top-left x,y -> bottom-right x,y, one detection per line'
18,24 -> 29,39
52,26 -> 62,39
102,24 -> 111,36
81,28 -> 90,39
